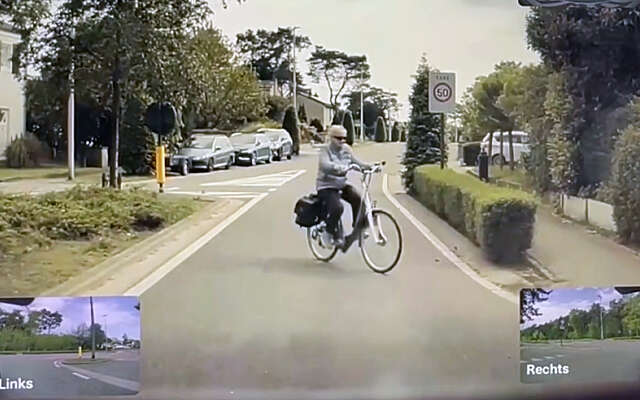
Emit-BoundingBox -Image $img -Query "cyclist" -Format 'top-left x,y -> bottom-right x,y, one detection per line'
316,125 -> 373,250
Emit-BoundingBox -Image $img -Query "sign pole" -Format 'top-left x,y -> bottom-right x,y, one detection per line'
156,136 -> 165,193
440,113 -> 446,169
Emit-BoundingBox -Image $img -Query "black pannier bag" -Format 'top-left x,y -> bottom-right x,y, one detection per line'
294,194 -> 321,227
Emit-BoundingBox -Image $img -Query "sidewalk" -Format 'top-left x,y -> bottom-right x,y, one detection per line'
0,175 -> 154,195
446,161 -> 640,287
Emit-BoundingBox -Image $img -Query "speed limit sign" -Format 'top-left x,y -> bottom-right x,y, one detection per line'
429,72 -> 456,113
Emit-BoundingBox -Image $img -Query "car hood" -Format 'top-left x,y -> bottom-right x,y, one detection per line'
234,145 -> 256,152
178,148 -> 211,157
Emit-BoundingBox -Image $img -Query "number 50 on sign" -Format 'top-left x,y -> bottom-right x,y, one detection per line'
429,72 -> 456,113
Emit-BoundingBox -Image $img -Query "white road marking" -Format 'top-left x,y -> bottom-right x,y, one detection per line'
556,354 -> 564,358
531,358 -> 542,362
544,356 -> 554,359
125,192 -> 271,296
268,188 -> 277,192
201,170 -> 306,188
54,361 -> 61,368
72,372 -> 90,380
165,187 -> 180,192
520,360 -> 527,364
382,174 -> 518,305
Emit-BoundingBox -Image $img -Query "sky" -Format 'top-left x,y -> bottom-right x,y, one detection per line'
0,296 -> 140,340
521,288 -> 627,329
208,0 -> 541,120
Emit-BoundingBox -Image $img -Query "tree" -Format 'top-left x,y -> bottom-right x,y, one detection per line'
266,96 -> 290,123
236,27 -> 311,90
343,86 -> 398,123
0,310 -> 26,330
332,109 -> 345,125
520,289 -> 552,324
391,122 -> 400,142
374,116 -> 386,143
401,56 -> 442,192
342,110 -> 355,146
400,125 -> 407,142
623,296 -> 640,336
283,106 -> 300,155
298,103 -> 308,123
310,118 -> 324,133
38,309 -> 63,335
307,47 -> 370,110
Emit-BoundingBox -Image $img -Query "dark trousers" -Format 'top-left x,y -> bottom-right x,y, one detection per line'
318,185 -> 362,238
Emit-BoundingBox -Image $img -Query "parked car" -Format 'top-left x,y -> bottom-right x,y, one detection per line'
230,133 -> 272,165
259,128 -> 293,161
169,134 -> 235,176
481,131 -> 530,165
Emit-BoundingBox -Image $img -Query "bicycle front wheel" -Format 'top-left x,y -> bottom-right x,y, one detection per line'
360,209 -> 402,273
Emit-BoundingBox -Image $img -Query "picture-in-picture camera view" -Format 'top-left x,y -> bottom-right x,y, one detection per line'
1,0 -> 640,399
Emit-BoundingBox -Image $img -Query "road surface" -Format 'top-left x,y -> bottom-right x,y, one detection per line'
0,350 -> 139,398
521,340 -> 640,384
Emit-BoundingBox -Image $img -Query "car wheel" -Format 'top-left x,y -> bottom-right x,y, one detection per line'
287,149 -> 292,160
251,153 -> 257,166
492,154 -> 505,166
180,160 -> 189,176
207,158 -> 214,172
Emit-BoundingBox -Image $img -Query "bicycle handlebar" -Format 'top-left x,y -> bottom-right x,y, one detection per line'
349,161 -> 385,173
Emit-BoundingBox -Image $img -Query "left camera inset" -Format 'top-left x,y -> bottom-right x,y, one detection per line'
0,296 -> 140,398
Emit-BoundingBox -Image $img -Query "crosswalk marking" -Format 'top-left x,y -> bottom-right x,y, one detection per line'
201,170 -> 306,188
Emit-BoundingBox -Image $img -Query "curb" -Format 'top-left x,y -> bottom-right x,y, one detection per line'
41,199 -> 236,296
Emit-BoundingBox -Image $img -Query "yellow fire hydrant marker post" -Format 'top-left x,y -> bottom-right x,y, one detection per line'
156,144 -> 166,193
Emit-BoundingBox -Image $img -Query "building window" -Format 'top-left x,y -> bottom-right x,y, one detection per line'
0,42 -> 13,73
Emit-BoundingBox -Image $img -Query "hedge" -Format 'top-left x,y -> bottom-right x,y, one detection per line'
413,166 -> 536,263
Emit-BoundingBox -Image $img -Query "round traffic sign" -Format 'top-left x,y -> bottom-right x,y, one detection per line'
433,82 -> 453,103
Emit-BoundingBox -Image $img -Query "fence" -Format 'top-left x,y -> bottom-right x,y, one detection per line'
561,194 -> 617,232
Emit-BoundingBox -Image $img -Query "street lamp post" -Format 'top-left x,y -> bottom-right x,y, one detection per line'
360,68 -> 364,141
598,295 -> 604,340
102,314 -> 108,350
292,26 -> 300,122
68,24 -> 76,181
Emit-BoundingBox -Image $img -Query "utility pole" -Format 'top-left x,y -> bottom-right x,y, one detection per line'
67,23 -> 75,181
90,297 -> 96,359
292,26 -> 300,121
598,295 -> 604,340
102,314 -> 108,350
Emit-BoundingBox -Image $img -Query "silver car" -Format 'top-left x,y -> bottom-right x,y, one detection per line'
260,128 -> 293,161
169,134 -> 235,176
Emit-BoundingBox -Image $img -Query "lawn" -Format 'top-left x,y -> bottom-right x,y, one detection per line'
490,166 -> 531,189
0,186 -> 203,295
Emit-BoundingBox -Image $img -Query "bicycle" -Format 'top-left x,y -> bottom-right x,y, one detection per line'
306,161 -> 403,274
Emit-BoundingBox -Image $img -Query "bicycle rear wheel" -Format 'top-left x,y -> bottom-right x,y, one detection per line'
307,223 -> 338,262
360,209 -> 402,273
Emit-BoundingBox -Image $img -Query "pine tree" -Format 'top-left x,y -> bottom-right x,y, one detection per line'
283,106 -> 300,155
342,110 -> 355,146
375,116 -> 386,143
298,103 -> 308,123
391,122 -> 400,142
402,56 -> 442,192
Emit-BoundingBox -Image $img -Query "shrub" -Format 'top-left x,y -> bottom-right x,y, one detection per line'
5,134 -> 45,168
609,127 -> 640,243
413,166 -> 536,263
266,96 -> 290,123
283,106 -> 300,155
310,118 -> 324,133
391,123 -> 400,142
342,111 -> 355,146
374,116 -> 386,143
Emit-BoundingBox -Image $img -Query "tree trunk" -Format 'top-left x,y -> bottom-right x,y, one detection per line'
499,130 -> 504,170
488,131 -> 494,166
508,129 -> 515,170
110,53 -> 121,188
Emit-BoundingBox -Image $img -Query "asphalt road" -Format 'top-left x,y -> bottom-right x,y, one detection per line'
520,340 -> 640,384
0,351 -> 139,399
126,142 -> 640,399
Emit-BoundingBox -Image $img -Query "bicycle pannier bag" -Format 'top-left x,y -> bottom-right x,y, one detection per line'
294,194 -> 321,227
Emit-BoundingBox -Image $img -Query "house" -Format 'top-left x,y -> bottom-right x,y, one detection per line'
0,22 -> 25,160
296,91 -> 334,130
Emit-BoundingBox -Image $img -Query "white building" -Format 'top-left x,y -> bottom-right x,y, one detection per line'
0,22 -> 25,160
296,91 -> 333,130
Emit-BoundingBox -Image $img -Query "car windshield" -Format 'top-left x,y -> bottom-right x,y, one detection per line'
188,136 -> 214,149
230,134 -> 256,145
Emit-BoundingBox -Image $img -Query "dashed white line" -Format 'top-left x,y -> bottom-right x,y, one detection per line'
531,358 -> 542,362
72,372 -> 90,380
556,354 -> 564,358
544,356 -> 554,359
165,187 -> 180,192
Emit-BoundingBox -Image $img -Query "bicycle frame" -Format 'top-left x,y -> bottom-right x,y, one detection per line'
352,167 -> 387,246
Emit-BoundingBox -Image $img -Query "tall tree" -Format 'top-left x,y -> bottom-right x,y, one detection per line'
282,106 -> 300,155
401,56 -> 442,192
342,110 -> 355,146
235,27 -> 311,94
520,289 -> 552,324
307,47 -> 370,110
38,309 -> 63,335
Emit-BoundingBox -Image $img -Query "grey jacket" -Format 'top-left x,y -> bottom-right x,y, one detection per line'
316,144 -> 371,190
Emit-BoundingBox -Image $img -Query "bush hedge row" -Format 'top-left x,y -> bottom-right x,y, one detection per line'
413,166 -> 537,263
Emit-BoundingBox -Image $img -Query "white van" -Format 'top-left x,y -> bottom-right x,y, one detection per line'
481,131 -> 530,165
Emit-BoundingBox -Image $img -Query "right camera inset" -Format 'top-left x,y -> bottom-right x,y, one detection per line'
520,287 -> 640,384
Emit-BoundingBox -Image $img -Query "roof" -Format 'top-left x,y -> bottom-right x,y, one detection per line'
297,92 -> 333,109
0,21 -> 17,34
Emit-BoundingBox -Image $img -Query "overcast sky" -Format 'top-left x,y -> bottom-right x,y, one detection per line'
521,288 -> 626,329
0,296 -> 140,340
209,0 -> 541,120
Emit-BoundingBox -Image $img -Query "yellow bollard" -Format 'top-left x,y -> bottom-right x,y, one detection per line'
156,145 -> 166,192
78,346 -> 82,358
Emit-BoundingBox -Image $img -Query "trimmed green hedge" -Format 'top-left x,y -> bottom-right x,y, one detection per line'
413,166 -> 536,263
